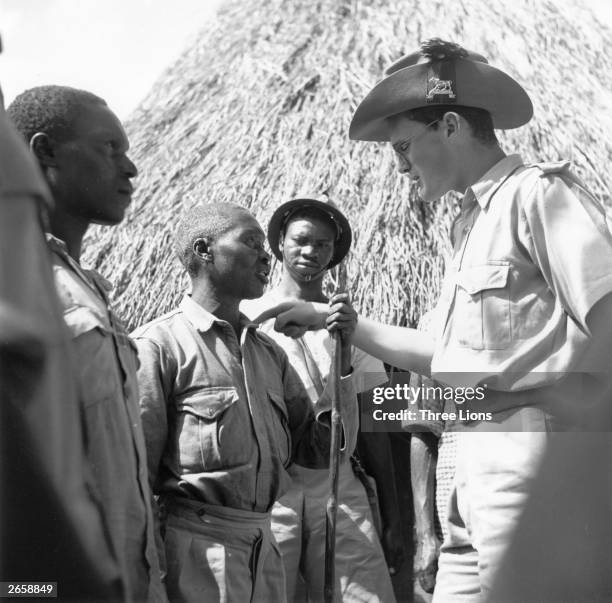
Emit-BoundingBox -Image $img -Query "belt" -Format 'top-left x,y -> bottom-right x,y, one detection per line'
160,494 -> 271,528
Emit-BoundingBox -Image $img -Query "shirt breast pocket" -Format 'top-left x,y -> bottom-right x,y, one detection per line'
63,304 -> 118,407
268,390 -> 292,468
455,262 -> 511,350
174,387 -> 240,471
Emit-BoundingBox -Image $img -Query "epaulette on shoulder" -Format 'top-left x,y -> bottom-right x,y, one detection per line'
526,160 -> 610,233
529,160 -> 572,176
131,307 -> 182,338
527,160 -> 590,191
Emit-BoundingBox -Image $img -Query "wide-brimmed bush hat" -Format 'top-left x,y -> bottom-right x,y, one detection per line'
267,197 -> 352,269
349,38 -> 533,141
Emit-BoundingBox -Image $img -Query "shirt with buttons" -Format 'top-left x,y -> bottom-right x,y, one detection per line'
48,235 -> 164,602
132,295 -> 357,513
431,154 -> 612,399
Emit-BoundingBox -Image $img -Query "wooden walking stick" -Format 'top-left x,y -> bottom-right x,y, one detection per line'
324,262 -> 348,603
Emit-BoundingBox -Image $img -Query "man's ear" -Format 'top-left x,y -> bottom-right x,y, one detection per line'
278,233 -> 285,253
193,237 -> 212,262
29,132 -> 57,167
441,112 -> 461,139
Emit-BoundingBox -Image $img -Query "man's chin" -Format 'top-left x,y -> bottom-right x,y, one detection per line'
244,285 -> 266,300
293,267 -> 324,282
417,184 -> 446,203
91,212 -> 125,226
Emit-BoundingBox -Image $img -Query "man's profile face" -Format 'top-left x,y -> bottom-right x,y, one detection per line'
51,101 -> 137,225
208,211 -> 271,301
280,216 -> 335,280
387,114 -> 453,202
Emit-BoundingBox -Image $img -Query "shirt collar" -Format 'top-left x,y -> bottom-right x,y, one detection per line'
466,154 -> 524,210
179,294 -> 257,334
46,233 -> 113,295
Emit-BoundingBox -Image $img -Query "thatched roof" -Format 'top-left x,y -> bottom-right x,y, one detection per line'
83,0 -> 612,331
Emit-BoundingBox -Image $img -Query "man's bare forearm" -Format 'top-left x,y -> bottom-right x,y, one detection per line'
353,317 -> 434,376
262,298 -> 435,376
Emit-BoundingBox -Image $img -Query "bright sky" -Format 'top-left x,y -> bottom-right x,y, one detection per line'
0,0 -> 223,118
1,0 -> 611,120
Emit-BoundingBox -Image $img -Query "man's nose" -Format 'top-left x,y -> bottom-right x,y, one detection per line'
395,152 -> 411,175
122,154 -> 138,178
301,245 -> 317,258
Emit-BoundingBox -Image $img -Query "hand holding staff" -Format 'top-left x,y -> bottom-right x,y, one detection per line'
324,265 -> 355,602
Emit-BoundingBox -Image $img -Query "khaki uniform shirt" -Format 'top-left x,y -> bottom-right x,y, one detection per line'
132,295 -> 357,513
0,105 -> 122,599
49,236 -> 164,602
431,154 -> 612,409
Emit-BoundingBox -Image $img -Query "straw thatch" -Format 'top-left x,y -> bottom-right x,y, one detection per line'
83,0 -> 612,331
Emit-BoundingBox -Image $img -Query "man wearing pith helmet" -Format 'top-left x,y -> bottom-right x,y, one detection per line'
266,38 -> 612,601
243,197 -> 400,602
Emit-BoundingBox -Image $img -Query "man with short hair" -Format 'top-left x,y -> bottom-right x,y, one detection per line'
265,38 -> 612,601
8,86 -> 165,602
132,202 -> 358,602
1,78 -> 122,600
243,197 -> 400,602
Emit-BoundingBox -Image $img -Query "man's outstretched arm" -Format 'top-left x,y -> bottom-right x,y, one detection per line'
253,294 -> 435,376
349,315 -> 434,377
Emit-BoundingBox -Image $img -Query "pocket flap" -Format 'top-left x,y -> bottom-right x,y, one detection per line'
63,305 -> 111,338
268,390 -> 289,421
456,264 -> 510,295
176,387 -> 239,420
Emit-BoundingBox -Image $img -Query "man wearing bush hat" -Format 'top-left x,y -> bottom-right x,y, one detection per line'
268,39 -> 612,601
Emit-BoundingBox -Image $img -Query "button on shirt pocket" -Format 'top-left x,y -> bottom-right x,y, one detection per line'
455,262 -> 511,350
267,390 -> 291,468
174,387 -> 239,472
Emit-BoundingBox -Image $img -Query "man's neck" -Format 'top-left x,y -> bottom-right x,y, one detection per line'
457,144 -> 506,193
190,282 -> 242,335
277,271 -> 327,303
48,209 -> 89,262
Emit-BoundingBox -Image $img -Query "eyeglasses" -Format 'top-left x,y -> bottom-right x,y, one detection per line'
391,119 -> 440,168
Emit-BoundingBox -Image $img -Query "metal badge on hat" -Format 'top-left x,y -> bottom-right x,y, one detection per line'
426,60 -> 458,104
426,77 -> 456,100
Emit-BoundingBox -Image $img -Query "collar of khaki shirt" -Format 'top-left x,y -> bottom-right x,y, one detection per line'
465,153 -> 524,211
46,234 -> 113,297
180,294 -> 259,335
